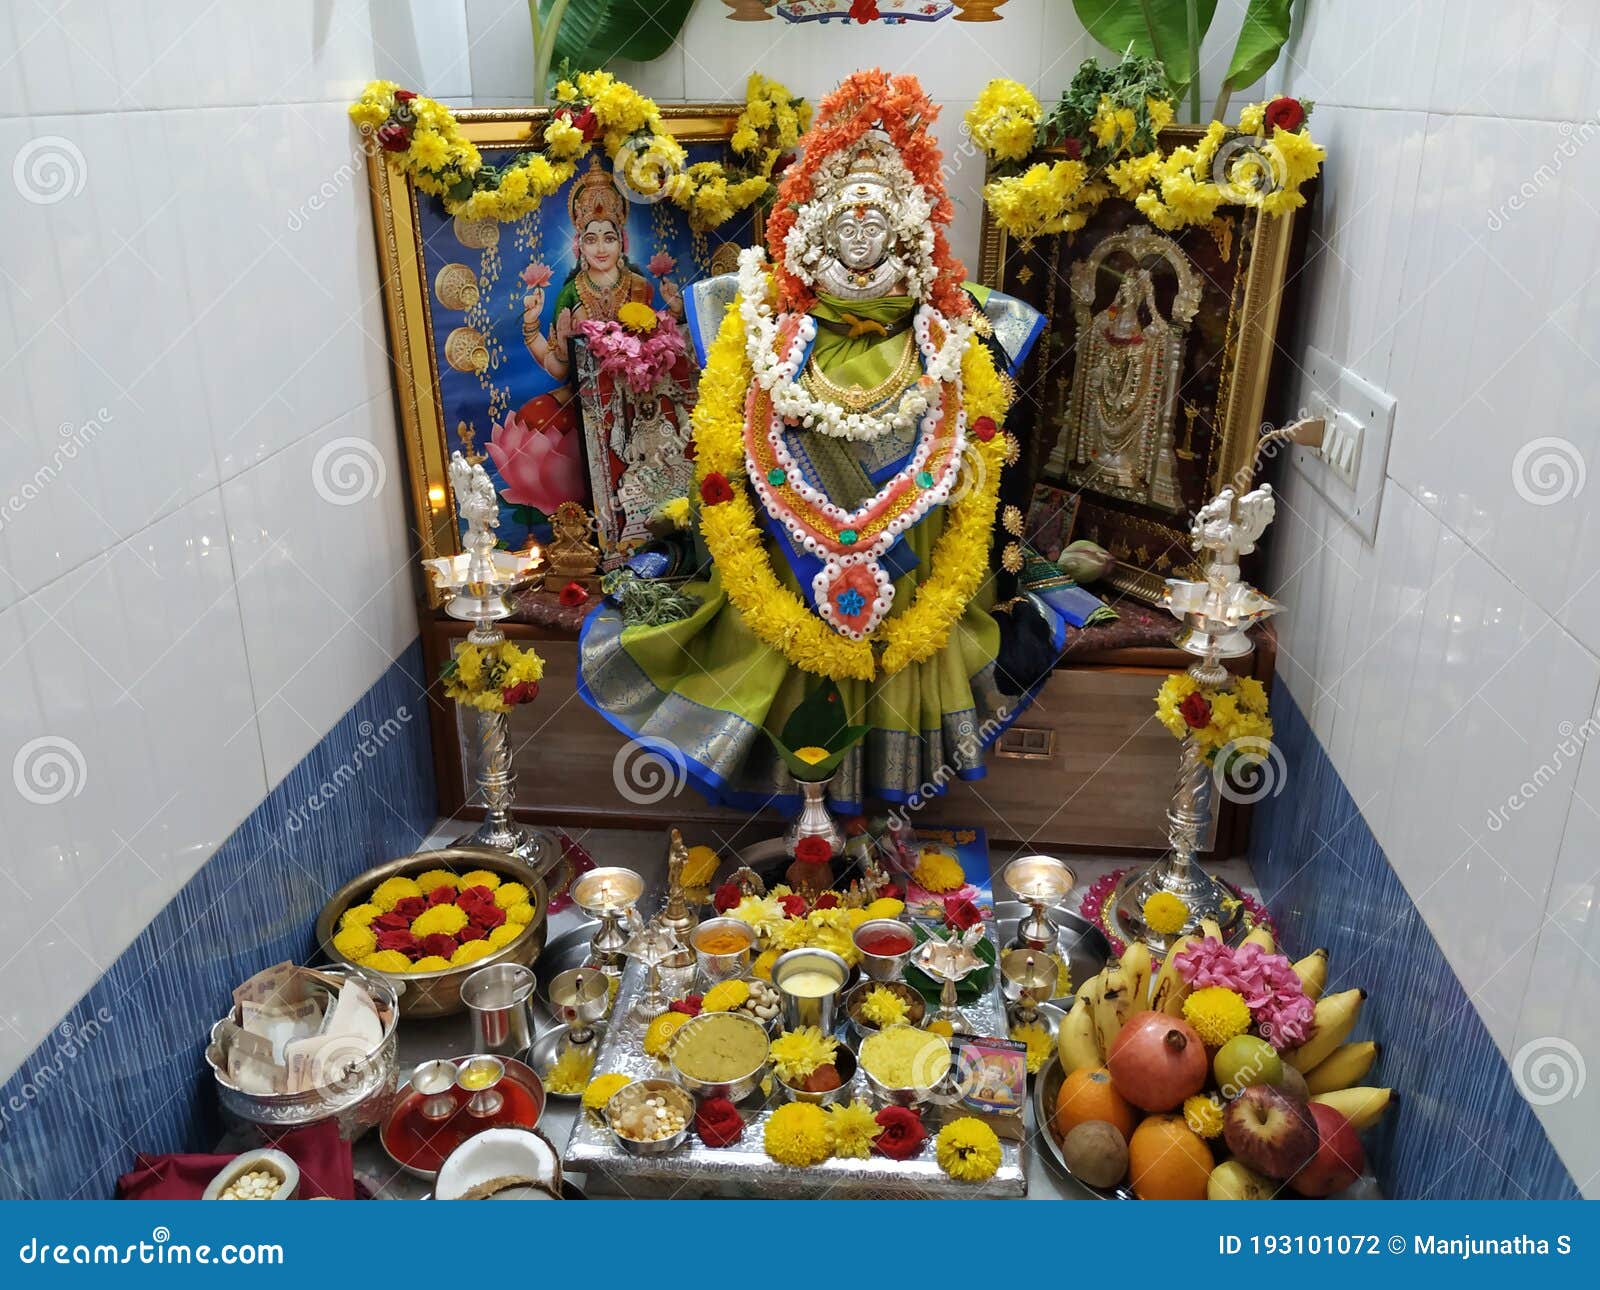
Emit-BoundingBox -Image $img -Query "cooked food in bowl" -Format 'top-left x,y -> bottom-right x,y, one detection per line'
859,1025 -> 951,1091
670,1012 -> 768,1083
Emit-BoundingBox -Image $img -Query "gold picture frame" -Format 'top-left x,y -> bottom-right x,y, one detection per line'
364,105 -> 762,594
977,127 -> 1305,602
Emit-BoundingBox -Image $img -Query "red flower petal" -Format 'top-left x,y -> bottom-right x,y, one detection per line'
794,835 -> 832,866
712,882 -> 743,913
391,896 -> 428,920
971,415 -> 997,442
777,893 -> 807,918
699,472 -> 734,505
558,581 -> 589,608
695,1096 -> 745,1148
420,933 -> 459,959
812,891 -> 840,910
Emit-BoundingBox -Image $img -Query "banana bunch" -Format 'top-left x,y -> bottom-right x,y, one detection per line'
1055,926 -> 1396,1131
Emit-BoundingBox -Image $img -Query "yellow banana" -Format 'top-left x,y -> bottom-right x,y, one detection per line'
1241,925 -> 1276,954
1305,1041 -> 1380,1094
1092,966 -> 1134,1058
1292,948 -> 1329,1002
1120,943 -> 1153,1011
1057,995 -> 1101,1074
1078,973 -> 1108,1061
1284,988 -> 1366,1072
1310,1086 -> 1395,1131
1149,936 -> 1196,1015
1200,917 -> 1224,942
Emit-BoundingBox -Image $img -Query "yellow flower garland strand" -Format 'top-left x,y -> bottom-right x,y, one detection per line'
349,71 -> 807,232
693,293 -> 1010,683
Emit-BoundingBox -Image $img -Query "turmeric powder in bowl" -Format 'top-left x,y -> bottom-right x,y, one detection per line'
693,925 -> 752,956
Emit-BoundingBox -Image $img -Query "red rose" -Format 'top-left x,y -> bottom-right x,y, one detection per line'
972,416 -> 997,442
699,472 -> 734,505
419,933 -> 459,959
394,89 -> 418,103
794,835 -> 832,866
1061,136 -> 1083,160
372,911 -> 411,934
712,881 -> 743,913
562,106 -> 600,141
461,923 -> 489,943
458,885 -> 497,906
1263,96 -> 1306,133
391,896 -> 428,920
374,929 -> 422,956
425,886 -> 456,908
812,891 -> 840,910
695,1096 -> 745,1148
558,581 -> 589,608
502,681 -> 540,705
777,893 -> 808,919
475,904 -> 507,930
849,0 -> 881,21
670,994 -> 704,1017
376,123 -> 411,152
943,896 -> 982,931
1177,691 -> 1213,730
878,881 -> 903,902
873,1105 -> 927,1160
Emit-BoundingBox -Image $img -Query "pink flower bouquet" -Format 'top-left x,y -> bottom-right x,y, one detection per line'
577,312 -> 687,397
1173,938 -> 1315,1049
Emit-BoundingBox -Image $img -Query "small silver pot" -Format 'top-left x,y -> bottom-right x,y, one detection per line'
852,918 -> 915,982
604,1078 -> 695,1156
772,948 -> 850,1033
689,918 -> 755,982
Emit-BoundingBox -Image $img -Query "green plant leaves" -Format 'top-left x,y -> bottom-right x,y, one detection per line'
1071,0 -> 1219,93
1224,0 -> 1295,90
551,0 -> 696,71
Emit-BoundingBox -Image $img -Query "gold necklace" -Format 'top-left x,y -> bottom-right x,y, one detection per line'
799,332 -> 920,414
575,269 -> 625,319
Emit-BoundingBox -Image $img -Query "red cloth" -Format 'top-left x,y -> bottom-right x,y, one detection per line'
116,1120 -> 356,1200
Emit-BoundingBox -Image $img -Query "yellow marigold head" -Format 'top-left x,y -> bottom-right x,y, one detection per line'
1009,1021 -> 1053,1073
764,1102 -> 834,1167
451,939 -> 496,966
488,922 -> 523,949
936,1117 -> 1002,1182
358,950 -> 414,973
369,876 -> 422,912
1183,985 -> 1253,1047
582,1072 -> 632,1113
459,869 -> 501,891
617,300 -> 658,333
643,1011 -> 692,1057
1184,1092 -> 1226,1139
752,948 -> 780,981
413,870 -> 459,894
912,850 -> 965,894
769,1026 -> 838,1083
702,979 -> 751,1013
827,1100 -> 879,1159
339,902 -> 382,931
331,926 -> 376,962
410,955 -> 453,972
862,897 -> 905,921
493,881 -> 530,910
504,902 -> 535,926
411,904 -> 469,938
1142,891 -> 1191,936
544,1045 -> 596,1095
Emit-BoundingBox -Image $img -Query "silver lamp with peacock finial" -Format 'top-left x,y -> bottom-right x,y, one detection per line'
424,452 -> 559,877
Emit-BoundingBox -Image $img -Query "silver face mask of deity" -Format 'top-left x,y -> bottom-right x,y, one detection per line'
814,146 -> 910,299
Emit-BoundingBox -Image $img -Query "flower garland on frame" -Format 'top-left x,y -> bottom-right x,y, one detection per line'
692,288 -> 1013,683
348,71 -> 809,232
967,57 -> 1323,242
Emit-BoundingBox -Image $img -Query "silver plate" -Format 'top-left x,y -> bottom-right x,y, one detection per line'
1033,1056 -> 1136,1199
527,1022 -> 609,1101
561,929 -> 1028,1198
992,901 -> 1110,1001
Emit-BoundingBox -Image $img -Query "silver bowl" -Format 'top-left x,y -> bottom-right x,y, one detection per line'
844,979 -> 927,1042
314,845 -> 549,1018
776,1043 -> 857,1106
858,1025 -> 952,1108
690,918 -> 756,981
668,1011 -> 769,1102
604,1078 -> 695,1156
853,917 -> 915,981
204,968 -> 400,1142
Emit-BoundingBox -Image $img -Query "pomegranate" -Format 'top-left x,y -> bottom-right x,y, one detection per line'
1107,1011 -> 1209,1111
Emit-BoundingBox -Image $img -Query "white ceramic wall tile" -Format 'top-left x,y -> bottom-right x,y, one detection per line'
465,0 -> 685,103
0,491 -> 266,1075
222,399 -> 416,787
1517,738 -> 1600,1196
166,102 -> 390,483
1036,1 -> 1094,96
370,0 -> 472,102
0,2 -> 28,118
1279,0 -> 1444,112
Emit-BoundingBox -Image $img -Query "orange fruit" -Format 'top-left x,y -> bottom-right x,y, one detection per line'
1054,1066 -> 1137,1143
1127,1114 -> 1213,1200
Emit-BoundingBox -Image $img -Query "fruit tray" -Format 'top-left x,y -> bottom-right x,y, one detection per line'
561,936 -> 1027,1198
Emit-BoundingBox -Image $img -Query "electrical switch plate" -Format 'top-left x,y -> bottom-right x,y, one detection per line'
1291,345 -> 1396,542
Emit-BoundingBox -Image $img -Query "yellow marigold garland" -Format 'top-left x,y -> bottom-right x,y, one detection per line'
350,71 -> 806,233
693,290 -> 1010,683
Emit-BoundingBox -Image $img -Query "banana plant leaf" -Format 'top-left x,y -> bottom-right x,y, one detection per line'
766,678 -> 870,782
1224,0 -> 1295,91
551,0 -> 696,71
1072,0 -> 1219,95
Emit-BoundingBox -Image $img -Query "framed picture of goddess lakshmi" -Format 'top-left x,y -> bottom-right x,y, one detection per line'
978,126 -> 1311,602
364,106 -> 761,582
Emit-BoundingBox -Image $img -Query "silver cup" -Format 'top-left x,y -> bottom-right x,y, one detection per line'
690,918 -> 755,982
461,962 -> 537,1058
772,948 -> 849,1033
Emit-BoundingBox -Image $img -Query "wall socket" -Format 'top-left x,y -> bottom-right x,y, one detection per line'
1290,345 -> 1396,542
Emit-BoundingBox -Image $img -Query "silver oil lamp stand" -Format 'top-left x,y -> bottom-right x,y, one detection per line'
425,452 -> 559,878
1110,481 -> 1285,952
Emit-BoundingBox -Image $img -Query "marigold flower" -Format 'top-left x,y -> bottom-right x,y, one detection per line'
936,1116 -> 1002,1182
764,1102 -> 833,1167
1183,985 -> 1253,1046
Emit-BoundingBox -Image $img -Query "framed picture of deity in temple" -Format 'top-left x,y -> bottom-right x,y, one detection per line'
364,105 -> 761,586
978,126 -> 1311,602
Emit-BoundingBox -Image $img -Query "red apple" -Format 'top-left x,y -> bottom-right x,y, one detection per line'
1107,1011 -> 1209,1111
1222,1083 -> 1318,1179
1289,1102 -> 1365,1197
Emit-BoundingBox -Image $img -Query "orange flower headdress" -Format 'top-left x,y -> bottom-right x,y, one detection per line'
765,70 -> 969,318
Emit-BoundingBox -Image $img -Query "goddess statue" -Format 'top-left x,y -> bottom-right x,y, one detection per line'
576,72 -> 1056,812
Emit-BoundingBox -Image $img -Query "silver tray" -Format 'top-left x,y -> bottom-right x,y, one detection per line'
1033,1054 -> 1136,1199
562,928 -> 1027,1198
991,901 -> 1110,1001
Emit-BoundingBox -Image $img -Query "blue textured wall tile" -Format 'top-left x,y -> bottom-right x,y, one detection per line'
0,643 -> 436,1200
1251,680 -> 1578,1199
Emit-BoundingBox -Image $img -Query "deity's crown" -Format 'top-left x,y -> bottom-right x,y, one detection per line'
827,131 -> 901,216
569,155 -> 628,231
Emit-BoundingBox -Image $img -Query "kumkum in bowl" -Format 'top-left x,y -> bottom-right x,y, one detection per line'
668,1011 -> 769,1101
